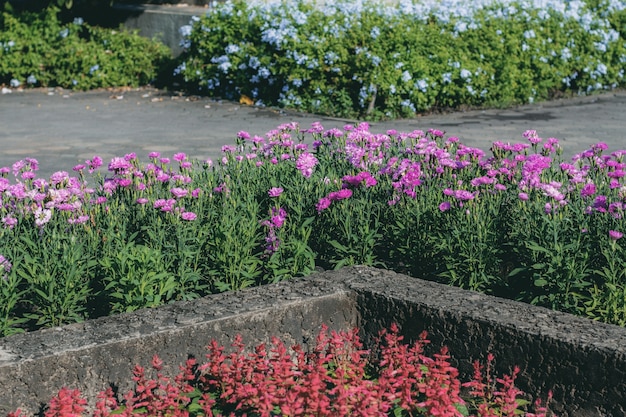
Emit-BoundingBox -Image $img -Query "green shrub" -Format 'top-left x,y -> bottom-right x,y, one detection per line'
177,0 -> 626,120
0,6 -> 172,90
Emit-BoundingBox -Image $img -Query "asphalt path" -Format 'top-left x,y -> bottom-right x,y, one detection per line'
1,87 -> 625,179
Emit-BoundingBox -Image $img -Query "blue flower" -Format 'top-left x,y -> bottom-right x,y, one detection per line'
89,65 -> 100,74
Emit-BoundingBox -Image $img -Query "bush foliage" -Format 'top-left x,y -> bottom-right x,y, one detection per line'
177,0 -> 626,119
0,6 -> 171,90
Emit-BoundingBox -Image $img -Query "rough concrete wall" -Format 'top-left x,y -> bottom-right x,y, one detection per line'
112,4 -> 208,56
0,274 -> 357,415
344,267 -> 626,417
2,266 -> 626,416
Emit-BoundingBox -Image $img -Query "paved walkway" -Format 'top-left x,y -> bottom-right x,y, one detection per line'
1,87 -> 625,178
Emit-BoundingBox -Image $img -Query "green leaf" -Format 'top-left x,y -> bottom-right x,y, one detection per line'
534,278 -> 548,287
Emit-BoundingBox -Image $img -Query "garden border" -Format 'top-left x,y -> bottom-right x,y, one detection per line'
1,266 -> 625,416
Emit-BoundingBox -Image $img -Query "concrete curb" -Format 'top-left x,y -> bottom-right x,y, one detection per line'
1,267 -> 625,416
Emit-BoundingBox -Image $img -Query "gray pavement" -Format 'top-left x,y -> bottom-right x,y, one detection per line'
1,87 -> 625,179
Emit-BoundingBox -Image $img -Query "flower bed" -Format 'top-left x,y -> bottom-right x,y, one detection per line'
6,324 -> 554,417
176,0 -> 626,119
0,122 -> 624,335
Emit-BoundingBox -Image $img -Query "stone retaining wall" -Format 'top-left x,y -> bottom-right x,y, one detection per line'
1,266 -> 625,416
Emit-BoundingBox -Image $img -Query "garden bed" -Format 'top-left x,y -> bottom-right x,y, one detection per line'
2,267 -> 625,416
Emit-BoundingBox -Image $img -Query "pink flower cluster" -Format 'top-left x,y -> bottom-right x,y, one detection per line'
9,325 -> 555,417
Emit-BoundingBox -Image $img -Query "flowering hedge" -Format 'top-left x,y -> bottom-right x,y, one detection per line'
176,0 -> 626,119
0,122 -> 625,335
7,324 -> 555,416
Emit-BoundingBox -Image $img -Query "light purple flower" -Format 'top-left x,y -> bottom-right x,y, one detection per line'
237,131 -> 251,140
136,198 -> 149,204
148,152 -> 161,159
50,171 -> 70,185
108,157 -> 133,172
0,255 -> 12,280
34,207 -> 52,227
454,190 -> 475,201
518,192 -> 529,201
609,230 -> 623,240
2,216 -> 17,229
181,211 -> 197,221
171,187 -> 189,198
268,187 -> 283,197
68,215 -> 90,225
173,152 -> 187,162
439,201 -> 451,212
296,152 -> 318,178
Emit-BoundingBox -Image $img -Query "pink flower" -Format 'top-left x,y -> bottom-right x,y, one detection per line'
518,192 -> 529,201
268,187 -> 283,197
609,230 -> 623,240
439,201 -> 451,212
136,198 -> 149,204
181,211 -> 197,221
173,152 -> 187,162
148,151 -> 160,159
2,216 -> 17,229
296,152 -> 318,178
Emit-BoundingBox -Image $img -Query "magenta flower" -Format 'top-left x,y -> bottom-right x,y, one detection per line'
136,198 -> 149,204
609,230 -> 623,240
296,152 -> 318,178
316,197 -> 331,213
580,183 -> 596,198
268,187 -> 283,198
439,201 -> 451,212
181,211 -> 197,221
148,151 -> 160,159
329,189 -> 353,201
86,156 -> 103,172
117,178 -> 132,188
518,192 -> 529,201
270,207 -> 287,228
